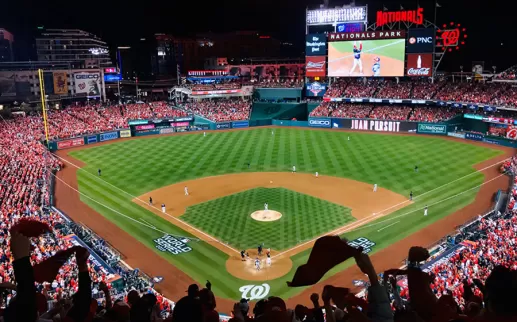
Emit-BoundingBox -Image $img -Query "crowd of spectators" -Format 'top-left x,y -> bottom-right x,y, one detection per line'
183,99 -> 251,122
310,103 -> 462,122
496,65 -> 517,80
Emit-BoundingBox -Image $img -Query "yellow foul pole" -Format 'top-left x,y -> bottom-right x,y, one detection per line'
38,69 -> 51,147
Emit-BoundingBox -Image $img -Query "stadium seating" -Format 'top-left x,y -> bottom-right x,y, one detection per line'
183,98 -> 251,122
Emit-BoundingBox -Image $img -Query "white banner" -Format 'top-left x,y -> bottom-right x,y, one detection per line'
74,72 -> 101,96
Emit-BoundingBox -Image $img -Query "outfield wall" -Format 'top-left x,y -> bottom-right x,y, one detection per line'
251,103 -> 308,121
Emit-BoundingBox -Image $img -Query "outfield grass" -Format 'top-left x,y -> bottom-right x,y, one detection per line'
69,128 -> 502,300
181,187 -> 355,250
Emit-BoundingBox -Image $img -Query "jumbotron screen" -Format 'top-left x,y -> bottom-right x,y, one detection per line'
328,39 -> 406,77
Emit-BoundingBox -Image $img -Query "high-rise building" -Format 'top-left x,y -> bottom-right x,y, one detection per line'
36,29 -> 112,68
0,29 -> 14,62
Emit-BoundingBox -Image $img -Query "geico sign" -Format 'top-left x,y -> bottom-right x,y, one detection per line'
309,120 -> 330,125
409,36 -> 433,44
408,68 -> 431,76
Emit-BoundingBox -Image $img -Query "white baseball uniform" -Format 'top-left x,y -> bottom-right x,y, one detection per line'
264,203 -> 268,211
255,259 -> 261,270
184,187 -> 189,196
315,172 -> 319,178
266,257 -> 271,266
292,165 -> 296,173
203,132 -> 206,137
424,207 -> 428,216
161,205 -> 166,213
373,184 -> 377,192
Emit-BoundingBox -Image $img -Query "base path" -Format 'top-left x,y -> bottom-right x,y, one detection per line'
226,249 -> 292,281
135,172 -> 409,257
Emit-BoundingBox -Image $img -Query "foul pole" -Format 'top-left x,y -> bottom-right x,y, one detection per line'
38,69 -> 51,148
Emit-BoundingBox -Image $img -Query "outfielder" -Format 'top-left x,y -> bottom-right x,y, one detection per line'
424,205 -> 428,216
372,57 -> 381,77
203,132 -> 206,137
184,186 -> 189,196
349,41 -> 363,76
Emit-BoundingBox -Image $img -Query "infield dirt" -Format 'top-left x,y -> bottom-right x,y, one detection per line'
53,128 -> 515,314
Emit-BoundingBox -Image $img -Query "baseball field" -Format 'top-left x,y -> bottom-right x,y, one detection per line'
328,39 -> 406,77
53,127 -> 512,311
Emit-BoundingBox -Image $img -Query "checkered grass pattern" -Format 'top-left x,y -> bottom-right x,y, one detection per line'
181,188 -> 354,250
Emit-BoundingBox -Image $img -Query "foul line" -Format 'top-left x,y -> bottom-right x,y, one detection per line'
140,218 -> 157,229
52,153 -> 239,254
328,39 -> 406,64
272,159 -> 508,259
377,221 -> 400,232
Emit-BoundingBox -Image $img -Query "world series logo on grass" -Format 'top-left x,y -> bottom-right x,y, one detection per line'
154,234 -> 192,255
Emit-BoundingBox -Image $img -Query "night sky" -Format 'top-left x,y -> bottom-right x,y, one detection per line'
2,0 -> 516,71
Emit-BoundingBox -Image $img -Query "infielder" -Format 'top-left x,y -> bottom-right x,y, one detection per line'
184,186 -> 189,196
372,57 -> 381,77
266,252 -> 271,266
424,205 -> 428,216
373,184 -> 378,192
349,41 -> 363,76
292,165 -> 296,173
264,202 -> 269,211
409,191 -> 413,201
149,196 -> 153,206
255,258 -> 261,271
161,203 -> 166,213
315,171 -> 319,178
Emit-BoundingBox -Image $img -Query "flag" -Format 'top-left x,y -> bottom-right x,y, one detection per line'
436,2 -> 442,7
383,5 -> 388,11
400,5 -> 404,9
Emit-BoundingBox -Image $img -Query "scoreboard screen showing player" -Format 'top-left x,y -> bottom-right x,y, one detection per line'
328,39 -> 406,77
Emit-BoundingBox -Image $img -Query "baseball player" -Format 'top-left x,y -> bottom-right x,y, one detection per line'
424,205 -> 428,216
372,57 -> 381,77
255,258 -> 261,271
315,171 -> 319,178
415,165 -> 419,173
98,168 -> 102,176
266,252 -> 272,266
258,244 -> 263,256
272,130 -> 274,135
184,186 -> 189,196
240,250 -> 246,261
203,132 -> 206,137
373,184 -> 378,192
349,41 -> 363,76
149,196 -> 153,206
264,202 -> 269,211
292,165 -> 296,173
161,203 -> 166,213
409,191 -> 413,201
348,136 -> 350,141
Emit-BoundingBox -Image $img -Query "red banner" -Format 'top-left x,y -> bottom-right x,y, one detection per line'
305,56 -> 326,77
191,89 -> 241,95
406,54 -> 433,77
170,122 -> 190,127
57,138 -> 84,150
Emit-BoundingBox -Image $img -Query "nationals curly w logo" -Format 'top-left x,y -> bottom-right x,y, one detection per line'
239,284 -> 270,300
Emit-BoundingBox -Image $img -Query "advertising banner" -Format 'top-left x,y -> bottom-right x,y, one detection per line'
119,129 -> 131,138
191,89 -> 241,95
129,120 -> 150,126
407,28 -> 436,53
87,135 -> 98,144
154,234 -> 192,255
170,122 -> 190,127
57,138 -> 85,150
406,54 -> 433,77
306,7 -> 368,25
135,124 -> 155,131
331,118 -> 417,133
306,82 -> 327,97
417,123 -> 446,135
309,118 -> 332,128
232,121 -> 249,128
53,72 -> 69,95
328,36 -> 406,77
306,56 -> 327,77
465,132 -> 484,141
337,23 -> 364,33
74,72 -> 101,96
99,131 -> 119,142
306,34 -> 328,56
329,30 -> 406,41
160,128 -> 175,134
448,132 -> 466,139
216,122 -> 231,130
174,117 -> 194,122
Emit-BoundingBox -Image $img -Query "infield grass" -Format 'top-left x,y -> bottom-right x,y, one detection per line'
69,128 -> 502,300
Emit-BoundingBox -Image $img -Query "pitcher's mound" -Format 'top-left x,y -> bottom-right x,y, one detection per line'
251,210 -> 282,222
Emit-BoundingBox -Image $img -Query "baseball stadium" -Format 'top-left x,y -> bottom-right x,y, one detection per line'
2,2 -> 517,322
